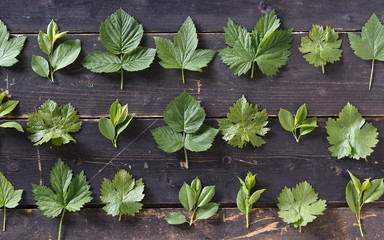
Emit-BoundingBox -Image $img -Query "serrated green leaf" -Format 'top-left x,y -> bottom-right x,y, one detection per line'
82,51 -> 122,73
326,103 -> 378,160
218,95 -> 269,148
195,202 -> 219,220
184,124 -> 218,152
164,212 -> 188,225
31,55 -> 49,78
122,47 -> 156,72
98,117 -> 115,141
0,19 -> 26,67
151,126 -> 184,153
179,183 -> 196,211
52,39 -> 81,71
0,171 -> 23,209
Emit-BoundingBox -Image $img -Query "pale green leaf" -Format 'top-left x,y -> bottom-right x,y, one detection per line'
0,121 -> 24,132
0,19 -> 26,67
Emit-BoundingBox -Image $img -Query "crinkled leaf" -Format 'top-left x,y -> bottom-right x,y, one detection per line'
326,103 -> 378,160
217,95 -> 269,148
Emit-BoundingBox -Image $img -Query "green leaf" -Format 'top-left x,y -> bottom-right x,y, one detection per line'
277,181 -> 327,229
348,13 -> 384,89
363,179 -> 384,203
32,159 -> 92,218
218,95 -> 269,148
196,186 -> 215,207
245,172 -> 256,190
278,108 -> 294,131
27,100 -> 82,146
300,117 -> 318,136
31,55 -> 49,78
100,169 -> 145,218
98,117 -> 115,141
299,25 -> 342,73
100,8 -> 143,55
236,189 -> 247,213
0,100 -> 19,116
164,212 -> 188,225
326,103 -> 378,160
249,189 -> 266,205
295,104 -> 308,125
191,177 -> 202,194
0,19 -> 26,67
219,10 -> 292,77
151,126 -> 184,153
347,170 -> 362,194
0,171 -> 23,209
184,124 -> 218,152
122,47 -> 156,72
38,31 -> 51,55
0,121 -> 24,132
164,91 -> 205,133
155,16 -> 215,83
345,181 -> 358,214
179,183 -> 196,211
195,202 -> 219,220
82,51 -> 122,73
52,39 -> 81,71
47,20 -> 59,43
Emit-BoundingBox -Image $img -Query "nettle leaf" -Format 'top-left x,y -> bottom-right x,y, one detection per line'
164,176 -> 219,226
346,170 -> 384,237
82,9 -> 155,90
31,20 -> 81,83
100,169 -> 145,221
348,13 -> 384,89
217,95 -> 269,148
0,90 -> 23,132
32,159 -> 92,240
151,91 -> 218,169
98,100 -> 134,148
154,16 -> 215,83
236,172 -> 266,228
299,25 -> 342,73
326,103 -> 378,160
0,171 -> 23,232
27,99 -> 82,146
277,181 -> 326,232
278,104 -> 318,142
0,19 -> 26,67
219,10 -> 292,78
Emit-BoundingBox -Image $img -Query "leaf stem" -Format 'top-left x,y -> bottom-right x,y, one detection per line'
369,59 -> 375,90
321,64 -> 325,74
48,43 -> 54,83
119,213 -> 122,221
292,129 -> 300,142
183,146 -> 189,169
299,225 -> 302,233
112,138 -> 117,148
356,203 -> 364,237
2,206 -> 6,232
58,210 -> 65,240
251,61 -> 255,78
181,68 -> 185,84
245,208 -> 249,228
189,209 -> 196,226
120,54 -> 124,90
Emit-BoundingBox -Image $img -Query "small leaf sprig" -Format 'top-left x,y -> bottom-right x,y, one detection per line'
0,171 -> 23,232
217,95 -> 269,148
100,169 -> 145,221
154,17 -> 216,83
346,170 -> 384,237
82,9 -> 156,90
151,91 -> 218,169
0,90 -> 23,132
277,181 -> 326,232
32,159 -> 93,240
32,20 -> 81,83
164,177 -> 219,226
98,100 -> 134,147
0,19 -> 26,67
278,104 -> 318,142
299,25 -> 342,73
236,172 -> 266,228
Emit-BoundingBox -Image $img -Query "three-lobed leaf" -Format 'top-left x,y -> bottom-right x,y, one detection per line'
0,19 -> 26,67
217,95 -> 269,148
326,103 -> 378,160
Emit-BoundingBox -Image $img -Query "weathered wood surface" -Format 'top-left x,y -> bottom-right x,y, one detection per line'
3,208 -> 383,239
4,33 -> 384,117
1,119 -> 383,206
0,0 -> 381,33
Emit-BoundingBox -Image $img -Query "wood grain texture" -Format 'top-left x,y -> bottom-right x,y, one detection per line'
2,208 -> 383,239
1,118 -> 383,206
0,0 -> 382,33
4,33 -> 384,117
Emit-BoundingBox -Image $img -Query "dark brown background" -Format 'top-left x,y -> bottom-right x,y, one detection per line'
0,0 -> 383,239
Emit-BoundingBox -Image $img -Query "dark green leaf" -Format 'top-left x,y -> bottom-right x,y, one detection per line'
82,51 -> 122,73
151,126 -> 184,153
195,202 -> 219,220
98,117 -> 115,141
179,183 -> 196,211
122,47 -> 156,72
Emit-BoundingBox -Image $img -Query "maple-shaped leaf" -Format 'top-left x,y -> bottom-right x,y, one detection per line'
326,103 -> 378,160
219,10 -> 292,78
27,99 -> 82,146
100,169 -> 145,221
154,16 -> 216,83
299,25 -> 342,73
0,171 -> 23,232
348,13 -> 384,89
217,95 -> 269,148
0,19 -> 26,67
32,159 -> 92,240
277,181 -> 326,232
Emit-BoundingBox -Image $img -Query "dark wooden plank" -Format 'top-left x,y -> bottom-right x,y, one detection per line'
2,118 -> 384,206
0,0 -> 382,33
4,33 -> 384,117
3,207 -> 384,239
